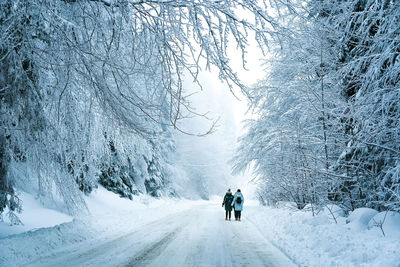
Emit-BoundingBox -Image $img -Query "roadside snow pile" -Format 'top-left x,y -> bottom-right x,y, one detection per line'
347,208 -> 378,230
83,187 -> 202,237
0,192 -> 72,238
246,204 -> 400,266
0,219 -> 96,266
368,211 -> 400,239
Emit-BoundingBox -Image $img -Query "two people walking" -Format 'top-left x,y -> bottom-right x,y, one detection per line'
222,189 -> 244,221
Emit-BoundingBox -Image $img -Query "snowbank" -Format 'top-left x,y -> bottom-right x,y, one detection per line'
246,204 -> 400,266
0,192 -> 72,238
347,208 -> 378,231
368,211 -> 400,239
0,219 -> 96,266
82,187 -> 205,237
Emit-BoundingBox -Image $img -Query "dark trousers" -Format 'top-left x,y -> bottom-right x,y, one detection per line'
225,210 -> 232,219
234,210 -> 241,219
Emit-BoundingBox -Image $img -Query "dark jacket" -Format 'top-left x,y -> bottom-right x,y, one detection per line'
222,192 -> 234,211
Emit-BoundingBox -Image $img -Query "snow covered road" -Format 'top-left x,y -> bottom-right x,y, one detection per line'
23,203 -> 295,267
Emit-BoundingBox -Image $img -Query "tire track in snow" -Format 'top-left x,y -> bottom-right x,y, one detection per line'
125,229 -> 180,266
25,207 -> 198,267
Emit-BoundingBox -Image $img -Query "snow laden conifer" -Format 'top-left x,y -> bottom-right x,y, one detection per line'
0,1 -> 50,221
307,0 -> 400,211
324,0 -> 400,212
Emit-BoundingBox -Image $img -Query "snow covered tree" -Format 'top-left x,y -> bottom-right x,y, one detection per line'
0,1 -> 49,221
0,0 -> 284,215
235,0 -> 400,213
232,3 -> 346,209
310,0 -> 400,211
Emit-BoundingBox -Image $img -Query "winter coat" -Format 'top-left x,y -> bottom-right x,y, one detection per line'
232,193 -> 244,211
222,192 -> 234,211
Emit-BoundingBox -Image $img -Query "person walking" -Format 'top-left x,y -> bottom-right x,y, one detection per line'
232,189 -> 244,221
222,189 -> 234,220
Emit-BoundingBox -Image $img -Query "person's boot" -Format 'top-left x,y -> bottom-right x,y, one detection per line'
225,218 -> 228,220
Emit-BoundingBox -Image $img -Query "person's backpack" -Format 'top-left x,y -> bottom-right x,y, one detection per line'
236,196 -> 242,204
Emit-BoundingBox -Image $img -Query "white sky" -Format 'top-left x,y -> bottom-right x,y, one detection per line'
228,37 -> 266,129
182,36 -> 266,135
175,37 -> 266,198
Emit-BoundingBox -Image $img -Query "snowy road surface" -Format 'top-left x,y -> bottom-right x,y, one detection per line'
25,203 -> 295,267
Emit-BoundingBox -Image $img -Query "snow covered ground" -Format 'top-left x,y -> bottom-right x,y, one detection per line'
0,192 -> 73,239
0,188 -> 399,266
247,204 -> 400,266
